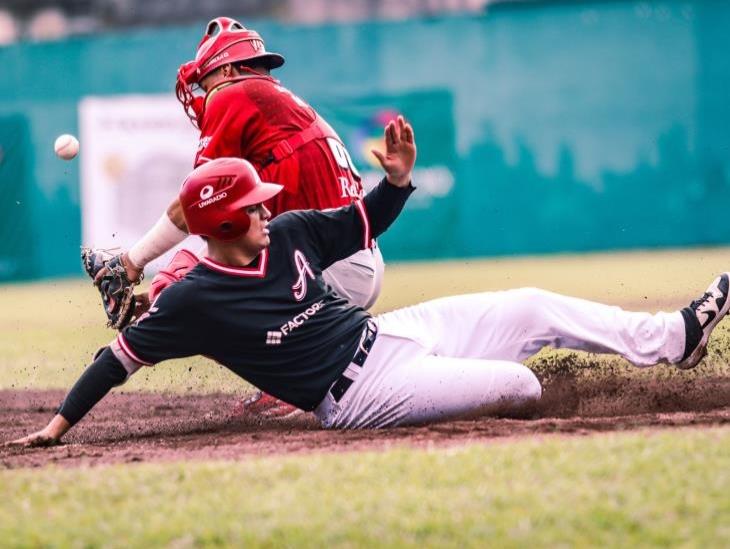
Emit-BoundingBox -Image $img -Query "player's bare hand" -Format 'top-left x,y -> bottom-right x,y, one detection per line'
5,430 -> 60,448
5,415 -> 70,448
372,115 -> 416,188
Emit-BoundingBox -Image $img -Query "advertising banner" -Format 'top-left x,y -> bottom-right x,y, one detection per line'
318,89 -> 457,260
80,89 -> 459,268
79,95 -> 202,271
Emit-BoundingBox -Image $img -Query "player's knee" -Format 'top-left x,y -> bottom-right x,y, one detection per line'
498,364 -> 541,418
509,364 -> 542,403
522,368 -> 543,403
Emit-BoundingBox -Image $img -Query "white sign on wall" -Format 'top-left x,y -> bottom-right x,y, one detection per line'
79,95 -> 202,272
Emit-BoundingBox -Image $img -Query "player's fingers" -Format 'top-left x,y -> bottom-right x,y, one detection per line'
5,436 -> 34,447
394,116 -> 407,144
393,118 -> 403,143
403,123 -> 414,144
93,267 -> 108,285
386,121 -> 398,146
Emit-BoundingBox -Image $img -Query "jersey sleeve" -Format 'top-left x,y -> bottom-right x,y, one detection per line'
58,347 -> 128,426
110,280 -> 202,371
195,88 -> 261,167
281,177 -> 415,270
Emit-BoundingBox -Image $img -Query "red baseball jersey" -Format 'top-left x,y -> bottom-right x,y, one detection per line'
195,76 -> 363,217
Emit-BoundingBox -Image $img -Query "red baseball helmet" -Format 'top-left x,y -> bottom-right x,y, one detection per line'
176,17 -> 285,127
180,158 -> 283,241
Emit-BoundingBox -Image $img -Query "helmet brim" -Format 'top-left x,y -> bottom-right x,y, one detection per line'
193,52 -> 286,84
253,52 -> 285,70
229,181 -> 284,211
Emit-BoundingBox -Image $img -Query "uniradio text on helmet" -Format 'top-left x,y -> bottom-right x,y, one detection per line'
203,51 -> 229,69
199,192 -> 228,208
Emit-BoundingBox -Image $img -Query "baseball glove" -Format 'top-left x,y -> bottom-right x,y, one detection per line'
81,248 -> 142,330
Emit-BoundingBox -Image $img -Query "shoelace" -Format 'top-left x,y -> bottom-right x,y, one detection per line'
690,292 -> 713,311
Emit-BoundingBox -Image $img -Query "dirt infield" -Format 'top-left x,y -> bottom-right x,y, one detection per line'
2,371 -> 730,469
0,368 -> 730,468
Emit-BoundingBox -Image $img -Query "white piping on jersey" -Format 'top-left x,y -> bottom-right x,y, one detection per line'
116,333 -> 153,366
354,199 -> 371,249
201,249 -> 269,277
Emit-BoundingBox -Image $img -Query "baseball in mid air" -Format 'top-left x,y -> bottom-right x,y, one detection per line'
54,134 -> 80,160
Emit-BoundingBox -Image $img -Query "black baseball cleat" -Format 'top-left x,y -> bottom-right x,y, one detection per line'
676,272 -> 730,370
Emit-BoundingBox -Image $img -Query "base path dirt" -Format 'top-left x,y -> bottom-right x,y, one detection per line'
2,373 -> 730,469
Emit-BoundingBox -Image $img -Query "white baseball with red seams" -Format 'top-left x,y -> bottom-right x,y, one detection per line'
54,134 -> 80,160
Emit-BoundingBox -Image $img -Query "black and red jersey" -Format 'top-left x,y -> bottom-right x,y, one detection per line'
112,179 -> 414,410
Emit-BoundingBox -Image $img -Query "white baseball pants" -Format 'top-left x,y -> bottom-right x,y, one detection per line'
322,245 -> 385,310
314,288 -> 686,428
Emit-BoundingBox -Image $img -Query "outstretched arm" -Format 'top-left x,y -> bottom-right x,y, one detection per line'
5,348 -> 128,448
84,200 -> 189,330
292,116 -> 417,269
94,199 -> 189,285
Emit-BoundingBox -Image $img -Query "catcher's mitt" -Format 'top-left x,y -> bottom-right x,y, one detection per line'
81,248 -> 142,330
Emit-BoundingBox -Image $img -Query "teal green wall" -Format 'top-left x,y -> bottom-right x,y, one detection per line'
1,0 -> 729,280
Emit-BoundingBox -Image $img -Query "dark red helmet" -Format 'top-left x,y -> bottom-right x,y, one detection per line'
176,17 -> 285,127
179,158 -> 283,241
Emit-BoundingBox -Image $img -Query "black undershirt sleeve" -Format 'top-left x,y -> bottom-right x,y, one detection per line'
57,347 -> 128,426
295,177 -> 416,268
362,178 -> 415,239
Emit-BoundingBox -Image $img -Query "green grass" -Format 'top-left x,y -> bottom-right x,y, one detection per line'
2,429 -> 729,547
2,246 -> 730,392
0,279 -> 249,393
3,248 -> 730,547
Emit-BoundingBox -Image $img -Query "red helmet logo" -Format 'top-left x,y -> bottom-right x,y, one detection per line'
180,158 -> 283,241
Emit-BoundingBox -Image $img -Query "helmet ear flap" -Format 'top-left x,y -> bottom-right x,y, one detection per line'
236,209 -> 252,236
239,214 -> 251,235
217,209 -> 251,240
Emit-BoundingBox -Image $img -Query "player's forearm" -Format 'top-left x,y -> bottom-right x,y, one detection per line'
166,198 -> 189,232
58,348 -> 128,427
9,351 -> 128,447
127,202 -> 189,269
363,177 -> 415,239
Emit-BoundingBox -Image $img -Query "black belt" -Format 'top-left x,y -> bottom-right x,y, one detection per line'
329,320 -> 378,402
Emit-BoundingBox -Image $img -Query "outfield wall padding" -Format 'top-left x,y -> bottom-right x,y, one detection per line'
0,0 -> 728,280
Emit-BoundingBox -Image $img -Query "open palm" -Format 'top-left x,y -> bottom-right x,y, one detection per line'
372,115 -> 417,187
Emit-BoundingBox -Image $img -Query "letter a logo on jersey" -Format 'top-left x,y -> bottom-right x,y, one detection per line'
292,250 -> 315,301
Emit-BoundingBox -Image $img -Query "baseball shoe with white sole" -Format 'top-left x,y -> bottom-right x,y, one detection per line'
675,272 -> 730,370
